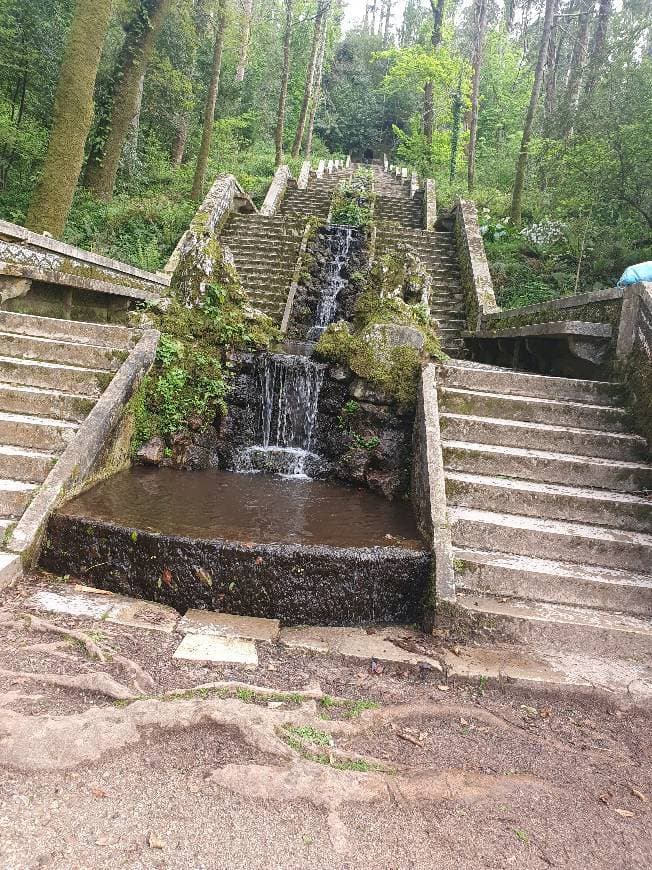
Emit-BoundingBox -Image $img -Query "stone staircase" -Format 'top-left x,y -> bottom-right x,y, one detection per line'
437,359 -> 652,657
280,171 -> 348,220
0,310 -> 137,585
220,214 -> 305,322
373,169 -> 466,356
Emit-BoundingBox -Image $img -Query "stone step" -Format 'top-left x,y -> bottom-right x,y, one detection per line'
0,443 -> 56,483
0,356 -> 110,398
0,332 -> 125,372
455,592 -> 652,658
0,551 -> 21,588
438,387 -> 627,432
449,506 -> 652,574
0,311 -> 135,350
0,477 -> 37,516
453,547 -> 652,616
440,412 -> 647,462
439,361 -> 622,405
445,469 -> 652,532
0,381 -> 94,422
0,410 -> 78,452
442,439 -> 652,492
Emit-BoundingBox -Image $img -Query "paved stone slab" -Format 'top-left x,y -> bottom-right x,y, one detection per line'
172,634 -> 258,666
178,609 -> 280,642
279,626 -> 442,670
28,588 -> 179,633
28,589 -> 115,619
109,600 -> 179,634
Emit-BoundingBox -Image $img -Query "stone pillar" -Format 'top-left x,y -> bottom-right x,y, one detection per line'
617,283 -> 647,359
297,160 -> 311,190
260,165 -> 291,216
424,179 -> 437,230
316,159 -> 325,179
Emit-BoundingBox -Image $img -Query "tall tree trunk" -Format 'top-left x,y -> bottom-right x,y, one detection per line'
235,0 -> 255,83
171,113 -> 190,167
383,0 -> 392,46
85,0 -> 172,202
450,77 -> 463,182
275,0 -> 293,167
304,5 -> 328,158
423,0 -> 445,144
543,14 -> 559,135
582,0 -> 612,98
467,0 -> 489,192
26,0 -> 113,236
191,0 -> 228,201
510,0 -> 557,226
370,0 -> 378,33
292,0 -> 328,157
122,71 -> 145,177
561,6 -> 591,136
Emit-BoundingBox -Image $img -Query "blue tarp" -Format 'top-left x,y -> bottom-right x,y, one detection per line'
617,261 -> 652,286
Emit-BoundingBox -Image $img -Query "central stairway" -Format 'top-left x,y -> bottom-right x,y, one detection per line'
437,360 -> 652,656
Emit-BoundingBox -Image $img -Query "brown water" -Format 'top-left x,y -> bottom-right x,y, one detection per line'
60,468 -> 425,550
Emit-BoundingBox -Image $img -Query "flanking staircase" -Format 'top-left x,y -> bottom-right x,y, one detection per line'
373,169 -> 466,356
280,169 -> 349,220
0,310 -> 137,585
437,359 -> 652,657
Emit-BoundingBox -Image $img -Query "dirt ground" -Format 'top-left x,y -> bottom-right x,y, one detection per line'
0,575 -> 651,870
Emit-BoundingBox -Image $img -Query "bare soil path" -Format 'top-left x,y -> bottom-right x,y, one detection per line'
0,575 -> 651,870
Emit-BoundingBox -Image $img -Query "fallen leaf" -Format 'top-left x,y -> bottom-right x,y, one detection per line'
631,788 -> 647,803
397,730 -> 424,747
90,787 -> 107,799
370,658 -> 384,675
437,684 -> 450,692
520,705 -> 538,719
148,833 -> 166,849
599,793 -> 611,804
614,809 -> 635,818
460,717 -> 468,727
451,645 -> 461,656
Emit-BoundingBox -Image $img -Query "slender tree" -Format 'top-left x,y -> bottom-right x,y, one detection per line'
467,0 -> 489,191
235,0 -> 255,83
292,0 -> 329,157
510,0 -> 557,225
304,2 -> 328,158
85,0 -> 172,201
561,4 -> 591,136
582,0 -> 613,98
191,0 -> 228,201
423,0 -> 445,143
26,0 -> 113,236
275,0 -> 293,166
382,0 -> 393,46
171,113 -> 190,167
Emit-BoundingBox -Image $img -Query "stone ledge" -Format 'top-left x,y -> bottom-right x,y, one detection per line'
470,320 -> 612,340
0,261 -> 161,304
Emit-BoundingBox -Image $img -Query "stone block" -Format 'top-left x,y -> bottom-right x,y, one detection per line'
173,634 -> 258,665
109,599 -> 179,634
178,609 -> 280,642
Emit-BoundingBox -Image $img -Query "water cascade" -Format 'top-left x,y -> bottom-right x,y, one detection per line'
307,226 -> 355,341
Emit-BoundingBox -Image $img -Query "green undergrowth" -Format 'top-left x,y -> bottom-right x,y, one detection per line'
331,167 -> 375,227
129,238 -> 278,451
315,248 -> 447,407
281,724 -> 387,772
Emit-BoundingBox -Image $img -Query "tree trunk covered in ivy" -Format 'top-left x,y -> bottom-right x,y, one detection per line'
292,0 -> 328,157
26,0 -> 113,236
467,0 -> 489,191
423,0 -> 445,144
275,0 -> 293,167
85,0 -> 172,202
510,0 -> 557,226
191,0 -> 228,201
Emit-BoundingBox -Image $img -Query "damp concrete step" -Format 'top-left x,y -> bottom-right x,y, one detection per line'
0,478 -> 38,515
452,547 -> 652,616
443,439 -> 652,492
440,412 -> 647,462
438,387 -> 627,432
445,470 -> 652,532
0,382 -> 95,423
0,357 -> 110,398
0,410 -> 78,452
0,443 -> 56,483
0,311 -> 135,350
449,506 -> 652,574
438,362 -> 623,405
455,591 -> 652,659
0,332 -> 126,372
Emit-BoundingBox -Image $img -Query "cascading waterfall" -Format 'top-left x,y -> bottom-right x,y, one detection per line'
307,226 -> 355,341
237,225 -> 358,478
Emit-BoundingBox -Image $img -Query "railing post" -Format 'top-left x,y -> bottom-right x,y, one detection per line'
316,159 -> 325,179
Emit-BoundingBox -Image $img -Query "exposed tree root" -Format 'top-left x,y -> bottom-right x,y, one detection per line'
0,668 -> 137,701
160,680 -> 354,705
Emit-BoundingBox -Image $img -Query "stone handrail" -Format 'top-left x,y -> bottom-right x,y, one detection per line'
164,174 -> 256,274
7,329 -> 160,565
423,179 -> 437,230
316,159 -> 325,179
260,164 -> 292,216
0,219 -> 169,293
297,160 -> 311,190
411,363 -> 456,616
454,199 -> 499,330
617,282 -> 651,447
280,219 -> 313,334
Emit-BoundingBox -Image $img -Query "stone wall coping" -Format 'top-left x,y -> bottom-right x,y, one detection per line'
7,328 -> 159,564
260,164 -> 292,216
0,260 -> 161,304
280,219 -> 313,334
454,198 -> 499,331
471,320 -> 612,340
483,285 -> 624,329
412,363 -> 455,605
0,219 -> 169,287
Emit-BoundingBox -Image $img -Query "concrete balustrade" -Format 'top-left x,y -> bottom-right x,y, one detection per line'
260,165 -> 292,216
297,160 -> 311,190
316,159 -> 325,178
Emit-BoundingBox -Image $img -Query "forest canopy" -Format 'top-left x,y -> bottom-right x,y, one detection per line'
0,0 -> 650,306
